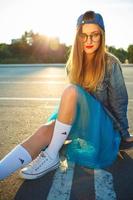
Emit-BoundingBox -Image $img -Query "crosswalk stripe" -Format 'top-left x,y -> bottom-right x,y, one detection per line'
94,169 -> 117,200
47,159 -> 75,200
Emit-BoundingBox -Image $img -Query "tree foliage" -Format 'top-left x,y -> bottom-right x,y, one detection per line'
127,45 -> 133,63
0,31 -> 132,64
107,46 -> 128,63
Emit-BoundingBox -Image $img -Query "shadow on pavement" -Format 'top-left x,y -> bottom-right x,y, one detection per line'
14,170 -> 56,200
106,151 -> 133,200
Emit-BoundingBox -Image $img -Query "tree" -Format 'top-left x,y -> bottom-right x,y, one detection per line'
115,48 -> 128,63
0,43 -> 11,59
127,45 -> 133,63
107,46 -> 128,63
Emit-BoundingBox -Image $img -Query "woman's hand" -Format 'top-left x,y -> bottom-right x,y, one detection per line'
125,135 -> 133,142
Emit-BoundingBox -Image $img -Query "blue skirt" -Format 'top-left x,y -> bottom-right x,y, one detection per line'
47,84 -> 121,169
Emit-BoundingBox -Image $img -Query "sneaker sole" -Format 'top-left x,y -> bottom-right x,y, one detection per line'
19,161 -> 60,180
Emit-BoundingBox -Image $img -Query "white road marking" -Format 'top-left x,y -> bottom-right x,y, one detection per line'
0,63 -> 65,67
0,97 -> 133,103
0,80 -> 132,84
47,159 -> 75,200
128,99 -> 133,102
0,75 -> 65,78
44,105 -> 58,108
0,97 -> 60,101
0,81 -> 66,84
126,82 -> 133,85
94,169 -> 117,200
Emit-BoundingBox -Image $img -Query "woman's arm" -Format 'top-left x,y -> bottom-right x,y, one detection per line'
108,61 -> 130,139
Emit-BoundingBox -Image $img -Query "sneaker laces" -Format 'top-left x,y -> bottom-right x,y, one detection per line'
27,151 -> 50,170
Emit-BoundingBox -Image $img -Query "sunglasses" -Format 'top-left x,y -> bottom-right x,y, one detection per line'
79,32 -> 101,43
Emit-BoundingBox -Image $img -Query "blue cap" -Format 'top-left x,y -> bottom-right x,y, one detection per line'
77,12 -> 105,31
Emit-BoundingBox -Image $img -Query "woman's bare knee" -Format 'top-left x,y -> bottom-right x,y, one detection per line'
62,84 -> 77,100
58,85 -> 77,124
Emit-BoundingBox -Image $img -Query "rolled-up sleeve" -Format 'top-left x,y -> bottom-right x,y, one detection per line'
108,62 -> 130,138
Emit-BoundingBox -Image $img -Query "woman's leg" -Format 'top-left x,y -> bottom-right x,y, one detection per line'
0,84 -> 77,180
21,84 -> 77,159
19,85 -> 78,179
44,84 -> 77,158
0,121 -> 56,180
21,120 -> 56,160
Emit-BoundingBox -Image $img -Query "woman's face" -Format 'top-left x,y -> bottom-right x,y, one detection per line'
80,24 -> 101,55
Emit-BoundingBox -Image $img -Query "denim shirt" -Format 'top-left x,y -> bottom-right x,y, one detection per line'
92,53 -> 130,139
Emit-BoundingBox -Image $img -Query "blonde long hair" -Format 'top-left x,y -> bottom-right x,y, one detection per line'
66,12 -> 107,92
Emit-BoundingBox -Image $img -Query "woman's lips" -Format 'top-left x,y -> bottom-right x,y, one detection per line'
86,45 -> 94,49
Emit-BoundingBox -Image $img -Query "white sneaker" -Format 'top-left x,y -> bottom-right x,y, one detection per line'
19,150 -> 60,180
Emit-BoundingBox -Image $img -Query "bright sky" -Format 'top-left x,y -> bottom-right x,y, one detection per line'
0,0 -> 133,50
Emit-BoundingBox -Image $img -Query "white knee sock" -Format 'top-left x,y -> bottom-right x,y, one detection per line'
46,119 -> 72,159
0,144 -> 32,180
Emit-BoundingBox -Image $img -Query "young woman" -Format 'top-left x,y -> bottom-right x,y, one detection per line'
0,10 -> 133,180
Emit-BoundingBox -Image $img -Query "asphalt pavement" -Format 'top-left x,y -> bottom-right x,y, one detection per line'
0,64 -> 133,200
